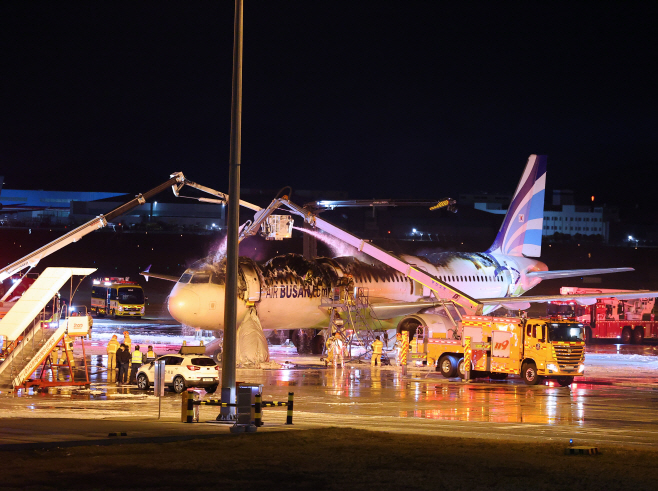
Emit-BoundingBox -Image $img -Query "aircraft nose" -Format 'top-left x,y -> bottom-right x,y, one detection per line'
168,287 -> 200,324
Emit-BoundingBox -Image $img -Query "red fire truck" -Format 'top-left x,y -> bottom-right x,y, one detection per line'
546,287 -> 658,344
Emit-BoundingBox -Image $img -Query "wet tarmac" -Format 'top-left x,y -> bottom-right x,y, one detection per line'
2,317 -> 658,449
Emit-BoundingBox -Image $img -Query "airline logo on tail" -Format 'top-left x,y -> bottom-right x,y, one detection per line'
487,154 -> 547,258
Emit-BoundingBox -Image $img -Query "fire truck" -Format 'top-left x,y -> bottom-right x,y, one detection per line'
91,277 -> 145,318
546,287 -> 657,344
422,315 -> 585,386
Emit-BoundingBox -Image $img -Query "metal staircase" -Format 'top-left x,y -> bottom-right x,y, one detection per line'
0,316 -> 65,389
0,267 -> 96,390
320,285 -> 387,362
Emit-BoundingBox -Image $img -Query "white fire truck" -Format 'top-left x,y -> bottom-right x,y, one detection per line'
546,287 -> 657,344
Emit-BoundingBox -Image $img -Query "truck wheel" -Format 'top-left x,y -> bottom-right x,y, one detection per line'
457,358 -> 468,379
522,362 -> 540,385
632,326 -> 645,344
438,355 -> 458,378
556,376 -> 574,387
621,326 -> 632,344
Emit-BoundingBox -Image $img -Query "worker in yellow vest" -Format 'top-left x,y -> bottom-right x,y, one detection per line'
145,345 -> 156,363
130,345 -> 143,384
371,335 -> 384,367
106,334 -> 120,372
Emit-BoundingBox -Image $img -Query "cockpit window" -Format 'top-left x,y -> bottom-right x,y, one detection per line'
179,273 -> 193,284
190,274 -> 210,284
211,274 -> 225,285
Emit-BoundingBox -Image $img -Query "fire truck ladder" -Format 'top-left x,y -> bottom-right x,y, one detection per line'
0,267 -> 95,390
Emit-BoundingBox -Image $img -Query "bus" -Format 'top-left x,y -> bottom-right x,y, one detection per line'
91,277 -> 145,319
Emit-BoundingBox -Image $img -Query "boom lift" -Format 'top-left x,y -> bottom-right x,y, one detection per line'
168,172 -> 482,317
0,175 -> 186,303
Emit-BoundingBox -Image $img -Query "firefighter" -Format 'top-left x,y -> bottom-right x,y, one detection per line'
324,335 -> 335,367
145,345 -> 156,363
64,334 -> 75,367
106,334 -> 119,372
393,332 -> 403,366
130,345 -> 143,384
371,335 -> 383,367
123,331 -> 132,352
331,331 -> 344,368
87,312 -> 93,340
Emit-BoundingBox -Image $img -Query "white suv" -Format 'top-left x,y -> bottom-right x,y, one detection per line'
136,354 -> 219,394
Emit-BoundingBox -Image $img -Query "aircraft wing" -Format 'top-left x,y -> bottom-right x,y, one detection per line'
526,267 -> 634,280
479,290 -> 658,308
140,271 -> 179,282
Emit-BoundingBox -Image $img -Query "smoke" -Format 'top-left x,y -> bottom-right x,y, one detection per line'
293,226 -> 356,257
213,235 -> 228,264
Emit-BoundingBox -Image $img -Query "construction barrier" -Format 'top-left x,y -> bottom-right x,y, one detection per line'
182,391 -> 295,426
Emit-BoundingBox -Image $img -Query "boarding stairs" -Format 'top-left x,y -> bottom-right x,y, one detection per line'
320,286 -> 388,363
0,267 -> 95,390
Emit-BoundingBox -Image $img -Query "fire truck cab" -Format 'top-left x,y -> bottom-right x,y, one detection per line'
424,315 -> 585,386
91,277 -> 145,319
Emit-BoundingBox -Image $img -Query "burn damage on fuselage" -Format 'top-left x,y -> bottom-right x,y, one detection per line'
424,252 -> 498,271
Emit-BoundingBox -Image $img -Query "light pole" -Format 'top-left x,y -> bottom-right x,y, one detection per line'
220,0 -> 243,419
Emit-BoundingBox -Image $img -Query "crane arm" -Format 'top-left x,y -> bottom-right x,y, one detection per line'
0,175 -> 185,282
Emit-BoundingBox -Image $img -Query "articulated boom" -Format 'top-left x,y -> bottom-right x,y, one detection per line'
170,174 -> 483,316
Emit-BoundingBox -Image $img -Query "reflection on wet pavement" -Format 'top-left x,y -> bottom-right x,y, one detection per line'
3,318 -> 658,448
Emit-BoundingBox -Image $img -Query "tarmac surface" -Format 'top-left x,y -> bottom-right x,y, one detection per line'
1,316 -> 658,452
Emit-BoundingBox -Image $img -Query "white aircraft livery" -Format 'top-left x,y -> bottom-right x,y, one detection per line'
145,155 -> 653,358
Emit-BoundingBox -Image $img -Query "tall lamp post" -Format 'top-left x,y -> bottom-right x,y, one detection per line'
220,0 -> 243,418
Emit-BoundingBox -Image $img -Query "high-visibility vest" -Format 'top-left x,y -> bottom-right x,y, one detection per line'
131,350 -> 143,364
372,339 -> 383,355
146,350 -> 156,360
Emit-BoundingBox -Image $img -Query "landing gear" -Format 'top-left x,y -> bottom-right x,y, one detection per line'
291,329 -> 312,354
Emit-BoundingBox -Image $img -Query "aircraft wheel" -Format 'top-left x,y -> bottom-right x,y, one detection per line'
310,334 -> 325,355
632,326 -> 645,344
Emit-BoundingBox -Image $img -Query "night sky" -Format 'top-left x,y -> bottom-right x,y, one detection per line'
1,2 -> 656,210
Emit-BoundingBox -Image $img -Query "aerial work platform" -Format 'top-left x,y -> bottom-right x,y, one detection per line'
0,267 -> 96,390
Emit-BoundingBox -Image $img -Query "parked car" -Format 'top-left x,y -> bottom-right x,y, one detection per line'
136,354 -> 219,393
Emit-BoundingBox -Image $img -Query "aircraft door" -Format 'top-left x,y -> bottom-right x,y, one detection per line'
239,260 -> 262,303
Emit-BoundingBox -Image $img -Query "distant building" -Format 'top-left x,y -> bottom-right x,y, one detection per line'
0,188 -> 124,226
542,204 -> 607,241
465,189 -> 608,242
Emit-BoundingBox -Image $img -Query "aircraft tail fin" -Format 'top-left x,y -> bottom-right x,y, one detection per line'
487,155 -> 546,257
